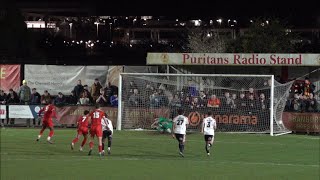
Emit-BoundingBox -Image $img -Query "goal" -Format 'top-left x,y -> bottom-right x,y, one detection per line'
117,73 -> 293,136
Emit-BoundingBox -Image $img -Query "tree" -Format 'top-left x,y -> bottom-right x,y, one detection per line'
227,18 -> 299,53
186,28 -> 227,53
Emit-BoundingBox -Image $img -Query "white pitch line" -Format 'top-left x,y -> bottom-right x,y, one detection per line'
2,157 -> 319,168
110,137 -> 287,146
282,136 -> 320,140
1,136 -> 316,146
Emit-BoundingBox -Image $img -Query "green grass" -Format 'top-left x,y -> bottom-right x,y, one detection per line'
1,128 -> 319,180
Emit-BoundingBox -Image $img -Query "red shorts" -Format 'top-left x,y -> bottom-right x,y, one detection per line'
77,127 -> 88,135
42,121 -> 53,128
90,125 -> 102,138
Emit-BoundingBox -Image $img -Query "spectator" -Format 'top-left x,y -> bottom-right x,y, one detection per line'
258,93 -> 269,111
104,83 -> 114,105
207,95 -> 220,108
90,78 -> 102,102
83,84 -> 89,92
183,96 -> 192,109
128,81 -> 138,96
54,92 -> 67,106
158,89 -> 169,107
6,89 -> 19,125
96,88 -> 108,107
291,93 -> 302,112
170,94 -> 182,109
230,93 -> 237,109
238,92 -> 247,110
246,88 -> 259,100
82,85 -> 94,104
150,91 -> 161,108
221,91 -> 232,109
260,79 -> 272,99
110,93 -> 118,107
18,80 -> 31,104
129,89 -> 142,107
303,77 -> 316,98
41,90 -> 52,104
290,81 -> 303,95
143,83 -> 154,104
300,95 -> 308,112
306,93 -> 318,112
66,90 -> 78,105
0,90 -> 7,125
247,94 -> 257,109
78,90 -> 91,105
181,84 -> 189,96
0,90 -> 7,104
73,80 -> 84,100
6,89 -> 19,104
108,82 -> 119,97
30,88 -> 41,104
199,91 -> 207,107
191,97 -> 201,109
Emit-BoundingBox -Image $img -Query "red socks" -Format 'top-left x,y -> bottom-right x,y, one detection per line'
72,137 -> 79,144
81,137 -> 87,147
89,142 -> 94,149
39,128 -> 45,135
49,130 -> 54,137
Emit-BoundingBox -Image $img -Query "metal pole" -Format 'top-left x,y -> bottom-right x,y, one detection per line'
270,75 -> 274,136
117,73 -> 122,130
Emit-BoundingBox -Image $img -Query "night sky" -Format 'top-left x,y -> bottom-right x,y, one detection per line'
11,0 -> 319,27
13,0 -> 319,16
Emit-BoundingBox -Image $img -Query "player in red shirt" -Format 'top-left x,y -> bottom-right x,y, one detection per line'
71,110 -> 90,151
88,104 -> 105,156
36,102 -> 57,144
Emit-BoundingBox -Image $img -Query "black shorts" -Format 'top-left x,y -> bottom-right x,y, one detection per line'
204,135 -> 213,141
103,130 -> 112,139
175,133 -> 185,142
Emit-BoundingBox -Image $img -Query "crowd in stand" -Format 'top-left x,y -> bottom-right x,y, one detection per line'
124,77 -> 319,115
285,77 -> 319,112
125,80 -> 272,117
0,79 -> 119,107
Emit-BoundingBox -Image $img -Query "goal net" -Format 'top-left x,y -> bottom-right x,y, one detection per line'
117,73 -> 293,136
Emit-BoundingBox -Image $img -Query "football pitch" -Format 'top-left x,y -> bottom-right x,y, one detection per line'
1,128 -> 319,180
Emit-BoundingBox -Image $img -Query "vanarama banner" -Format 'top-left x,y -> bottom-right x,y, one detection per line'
147,53 -> 320,66
0,64 -> 21,92
121,107 -> 264,130
282,112 -> 320,133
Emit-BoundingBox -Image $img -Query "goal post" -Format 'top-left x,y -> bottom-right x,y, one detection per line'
117,73 -> 293,136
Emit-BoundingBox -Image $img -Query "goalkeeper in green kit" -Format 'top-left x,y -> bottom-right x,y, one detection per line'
151,117 -> 173,134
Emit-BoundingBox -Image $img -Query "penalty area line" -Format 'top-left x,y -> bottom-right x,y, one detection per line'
2,156 -> 319,168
